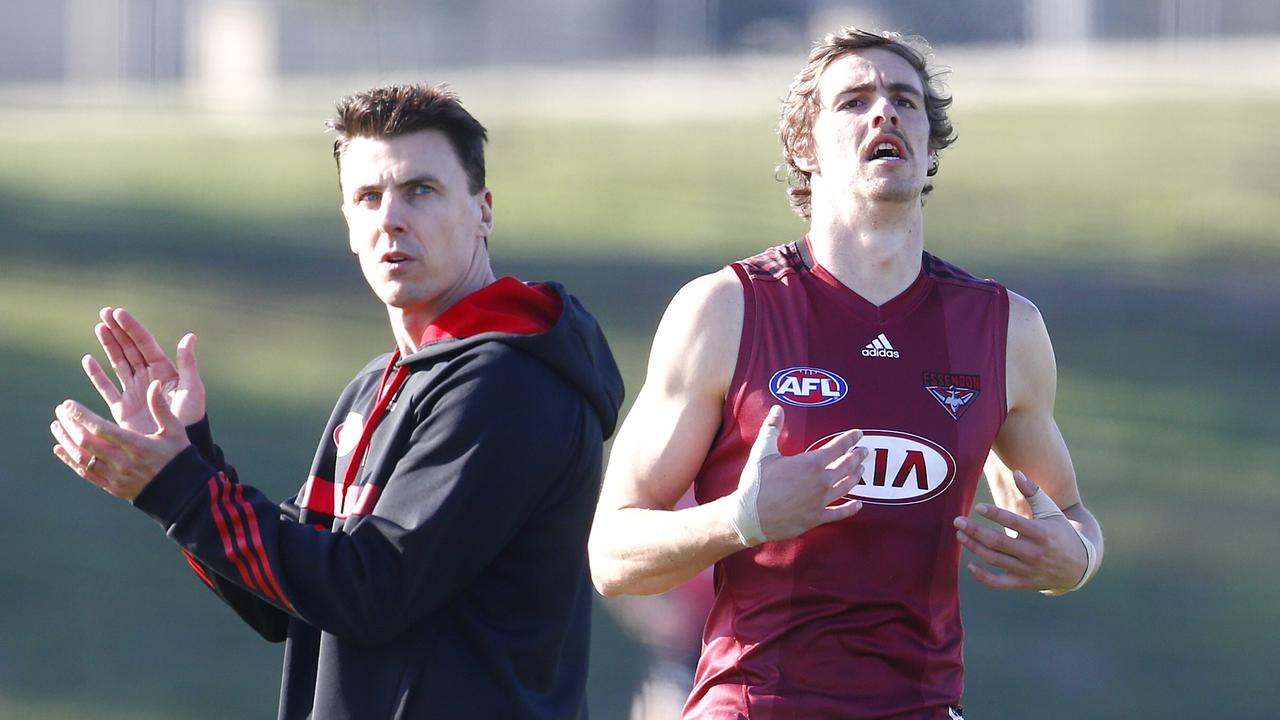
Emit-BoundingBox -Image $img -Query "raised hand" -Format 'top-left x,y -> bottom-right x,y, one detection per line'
51,380 -> 192,501
729,405 -> 868,547
953,470 -> 1089,592
83,307 -> 206,433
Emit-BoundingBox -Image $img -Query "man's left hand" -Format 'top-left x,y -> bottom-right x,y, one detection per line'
51,380 -> 191,502
953,470 -> 1088,592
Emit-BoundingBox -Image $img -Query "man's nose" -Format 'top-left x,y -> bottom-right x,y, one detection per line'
378,194 -> 408,235
870,97 -> 899,128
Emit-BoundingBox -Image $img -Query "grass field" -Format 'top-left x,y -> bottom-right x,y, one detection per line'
2,97 -> 1278,718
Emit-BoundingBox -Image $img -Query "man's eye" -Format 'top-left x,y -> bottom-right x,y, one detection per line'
410,184 -> 433,197
895,98 -> 918,109
839,98 -> 863,111
357,191 -> 381,204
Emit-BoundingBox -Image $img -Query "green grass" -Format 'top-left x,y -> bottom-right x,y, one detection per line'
2,99 -> 1277,719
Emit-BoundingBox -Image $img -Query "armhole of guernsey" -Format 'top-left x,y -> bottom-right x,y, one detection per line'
725,262 -> 758,424
995,284 -> 1011,420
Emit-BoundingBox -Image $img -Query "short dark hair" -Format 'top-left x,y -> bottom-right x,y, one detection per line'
779,28 -> 957,217
326,83 -> 488,194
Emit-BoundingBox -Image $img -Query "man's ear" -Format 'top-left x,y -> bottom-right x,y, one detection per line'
477,189 -> 494,239
791,138 -> 819,174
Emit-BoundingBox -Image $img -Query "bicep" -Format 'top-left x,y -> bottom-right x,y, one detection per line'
992,292 -> 1082,509
599,271 -> 742,514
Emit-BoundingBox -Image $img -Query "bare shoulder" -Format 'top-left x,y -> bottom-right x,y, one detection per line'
1007,290 -> 1049,344
1005,289 -> 1057,412
663,267 -> 743,332
599,266 -> 743,513
650,267 -> 744,396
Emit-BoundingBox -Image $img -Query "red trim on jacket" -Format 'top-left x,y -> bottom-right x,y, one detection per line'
418,276 -> 561,345
207,473 -> 295,611
182,549 -> 216,590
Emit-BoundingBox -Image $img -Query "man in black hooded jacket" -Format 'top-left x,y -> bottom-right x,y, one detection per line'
50,83 -> 624,719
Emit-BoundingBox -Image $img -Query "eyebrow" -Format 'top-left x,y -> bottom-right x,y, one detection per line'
399,174 -> 442,189
350,175 -> 442,197
832,81 -> 924,103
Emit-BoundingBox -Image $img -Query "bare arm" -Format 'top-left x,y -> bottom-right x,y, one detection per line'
589,269 -> 866,597
955,292 -> 1103,593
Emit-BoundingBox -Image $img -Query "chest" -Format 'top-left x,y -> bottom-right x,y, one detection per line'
725,276 -> 1007,507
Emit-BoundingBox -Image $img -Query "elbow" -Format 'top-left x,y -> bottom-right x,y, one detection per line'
591,573 -> 623,598
587,536 -> 625,597
587,551 -> 671,598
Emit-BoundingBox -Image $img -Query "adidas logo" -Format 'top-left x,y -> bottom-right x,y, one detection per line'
862,333 -> 900,358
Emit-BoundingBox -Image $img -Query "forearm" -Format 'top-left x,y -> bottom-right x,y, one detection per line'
590,497 -> 743,597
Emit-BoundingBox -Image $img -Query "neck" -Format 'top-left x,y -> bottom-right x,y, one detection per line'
807,196 -> 924,306
389,262 -> 497,356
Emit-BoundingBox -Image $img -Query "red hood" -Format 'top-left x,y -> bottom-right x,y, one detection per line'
417,276 -> 562,345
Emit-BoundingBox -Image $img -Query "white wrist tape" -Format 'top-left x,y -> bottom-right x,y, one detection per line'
1041,529 -> 1100,596
1027,488 -> 1064,519
730,410 -> 781,548
1028,488 -> 1101,596
729,464 -> 766,548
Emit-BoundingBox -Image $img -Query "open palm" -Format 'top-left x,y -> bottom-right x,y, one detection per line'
83,308 -> 206,433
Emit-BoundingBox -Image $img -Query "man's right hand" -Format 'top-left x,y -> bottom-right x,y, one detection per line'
83,307 -> 207,433
730,405 -> 868,547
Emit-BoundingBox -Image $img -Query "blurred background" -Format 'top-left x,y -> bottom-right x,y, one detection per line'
2,1 -> 1278,718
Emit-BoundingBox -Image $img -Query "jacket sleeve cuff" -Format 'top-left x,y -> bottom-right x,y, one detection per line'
185,416 -> 217,462
132,445 -> 218,528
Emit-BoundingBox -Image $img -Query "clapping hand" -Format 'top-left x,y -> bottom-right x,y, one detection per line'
82,307 -> 206,432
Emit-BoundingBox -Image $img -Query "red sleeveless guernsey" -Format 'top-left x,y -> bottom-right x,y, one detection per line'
685,240 -> 1009,720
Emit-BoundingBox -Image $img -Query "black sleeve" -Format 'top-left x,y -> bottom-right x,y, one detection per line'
134,350 -> 586,644
150,417 -> 292,641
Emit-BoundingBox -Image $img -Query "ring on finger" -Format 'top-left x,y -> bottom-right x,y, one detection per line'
86,455 -> 99,473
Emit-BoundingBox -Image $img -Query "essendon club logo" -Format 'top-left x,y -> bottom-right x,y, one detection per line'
769,366 -> 848,407
333,412 -> 364,457
923,371 -> 981,420
807,429 -> 957,505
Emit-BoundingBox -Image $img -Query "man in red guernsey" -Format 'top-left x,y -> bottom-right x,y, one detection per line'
50,84 -> 622,719
589,27 -> 1104,719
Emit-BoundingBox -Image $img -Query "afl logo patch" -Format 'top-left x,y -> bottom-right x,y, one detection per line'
333,412 -> 364,457
769,366 -> 847,407
808,429 -> 957,505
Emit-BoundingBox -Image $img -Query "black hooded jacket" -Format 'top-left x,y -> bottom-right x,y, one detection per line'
133,277 -> 624,719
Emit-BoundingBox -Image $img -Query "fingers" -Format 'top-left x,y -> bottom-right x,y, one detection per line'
1013,470 -> 1040,499
956,524 -> 1035,573
53,399 -> 132,453
95,316 -> 136,380
820,496 -> 864,525
972,502 -> 1043,540
50,403 -> 126,489
747,405 -> 784,463
99,307 -> 148,374
824,445 -> 868,500
811,428 -> 864,466
81,354 -> 122,407
965,560 -> 1036,591
176,333 -> 201,388
954,512 -> 1042,563
115,308 -> 175,368
145,380 -> 183,435
50,418 -> 97,472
